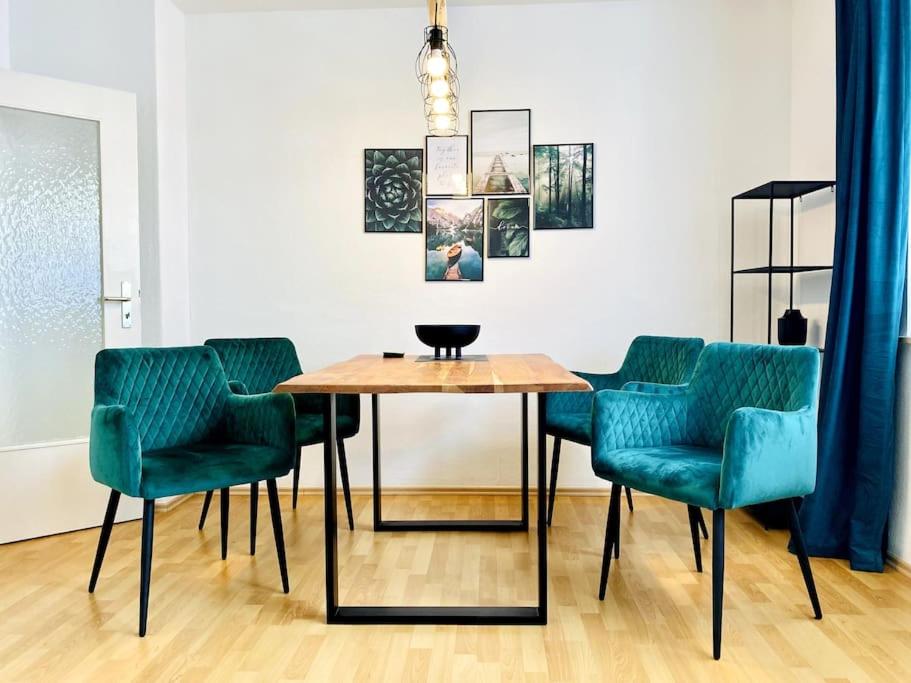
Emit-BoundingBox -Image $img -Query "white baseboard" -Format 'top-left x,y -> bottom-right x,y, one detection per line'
887,553 -> 911,579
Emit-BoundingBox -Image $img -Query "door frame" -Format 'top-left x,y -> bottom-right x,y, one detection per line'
0,69 -> 143,543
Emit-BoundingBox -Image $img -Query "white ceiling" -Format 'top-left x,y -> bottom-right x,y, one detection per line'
174,0 -> 607,14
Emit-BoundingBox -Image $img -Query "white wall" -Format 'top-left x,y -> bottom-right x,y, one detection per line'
7,0 -> 192,348
8,0 -> 163,343
0,0 -> 9,68
790,0 -> 836,349
893,344 -> 911,566
185,1 -> 794,492
155,0 -> 192,345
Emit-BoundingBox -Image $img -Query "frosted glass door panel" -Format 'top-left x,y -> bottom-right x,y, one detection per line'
0,106 -> 103,447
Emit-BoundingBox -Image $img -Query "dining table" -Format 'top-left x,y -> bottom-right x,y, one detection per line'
274,353 -> 591,625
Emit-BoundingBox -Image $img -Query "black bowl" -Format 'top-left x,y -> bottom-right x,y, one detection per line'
415,324 -> 480,359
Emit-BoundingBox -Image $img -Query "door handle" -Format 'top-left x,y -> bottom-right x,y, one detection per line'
103,281 -> 133,329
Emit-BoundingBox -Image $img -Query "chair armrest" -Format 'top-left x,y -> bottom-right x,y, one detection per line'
621,381 -> 689,395
719,406 -> 817,509
89,404 -> 142,497
592,389 -> 689,453
546,371 -> 619,416
228,379 -> 248,395
223,393 -> 296,467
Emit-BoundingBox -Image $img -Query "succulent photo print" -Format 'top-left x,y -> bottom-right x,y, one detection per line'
425,198 -> 484,281
364,148 -> 424,232
487,198 -> 530,257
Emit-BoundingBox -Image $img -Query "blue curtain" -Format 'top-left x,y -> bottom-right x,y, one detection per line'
799,0 -> 911,572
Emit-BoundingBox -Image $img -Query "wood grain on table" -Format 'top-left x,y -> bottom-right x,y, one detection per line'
273,354 -> 591,395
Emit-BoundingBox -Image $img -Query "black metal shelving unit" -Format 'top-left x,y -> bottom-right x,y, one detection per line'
730,180 -> 836,344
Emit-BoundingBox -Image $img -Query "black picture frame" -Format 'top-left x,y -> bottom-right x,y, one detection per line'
364,148 -> 424,233
425,135 -> 469,197
532,143 -> 594,230
487,197 -> 531,258
425,197 -> 485,282
470,109 -> 532,196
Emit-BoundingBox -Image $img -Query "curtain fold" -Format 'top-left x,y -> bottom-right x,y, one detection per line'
799,0 -> 911,572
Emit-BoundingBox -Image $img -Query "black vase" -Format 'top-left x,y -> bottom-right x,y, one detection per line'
777,309 -> 808,345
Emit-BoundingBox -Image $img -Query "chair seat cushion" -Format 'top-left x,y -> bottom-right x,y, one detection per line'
141,442 -> 291,498
296,414 -> 359,447
546,412 -> 592,446
592,445 -> 722,509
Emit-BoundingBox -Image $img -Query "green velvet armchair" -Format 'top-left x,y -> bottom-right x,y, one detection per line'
544,335 -> 705,528
87,346 -> 295,636
592,342 -> 822,659
198,338 -> 360,544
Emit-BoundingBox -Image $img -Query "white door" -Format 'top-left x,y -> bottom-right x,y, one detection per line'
0,70 -> 143,543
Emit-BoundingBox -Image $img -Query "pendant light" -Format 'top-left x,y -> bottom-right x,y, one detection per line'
416,1 -> 459,136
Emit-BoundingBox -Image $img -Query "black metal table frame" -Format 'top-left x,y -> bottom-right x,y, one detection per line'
321,392 -> 548,625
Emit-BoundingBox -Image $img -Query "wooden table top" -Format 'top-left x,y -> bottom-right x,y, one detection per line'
273,354 -> 591,395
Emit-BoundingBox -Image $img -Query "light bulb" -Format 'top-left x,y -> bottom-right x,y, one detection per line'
429,78 -> 450,98
434,114 -> 452,131
426,49 -> 448,77
432,97 -> 449,114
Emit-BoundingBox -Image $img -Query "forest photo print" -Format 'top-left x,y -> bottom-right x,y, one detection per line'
533,143 -> 594,229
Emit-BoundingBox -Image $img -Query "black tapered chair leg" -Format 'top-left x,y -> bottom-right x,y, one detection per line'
712,509 -> 725,660
138,499 -> 155,637
291,448 -> 302,510
266,478 -> 290,593
687,504 -> 703,572
250,482 -> 259,556
625,486 -> 634,512
198,490 -> 213,530
220,487 -> 229,560
88,490 -> 121,592
337,438 -> 355,531
788,498 -> 822,619
698,508 -> 709,539
599,484 -> 622,600
546,437 -> 562,527
613,506 -> 621,560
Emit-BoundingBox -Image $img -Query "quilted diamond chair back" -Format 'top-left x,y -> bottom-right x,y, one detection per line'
94,346 -> 229,452
686,342 -> 820,448
205,337 -> 360,426
205,338 -> 302,394
618,336 -> 705,385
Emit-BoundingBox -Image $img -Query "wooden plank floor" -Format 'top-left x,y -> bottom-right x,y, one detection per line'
1,492 -> 910,682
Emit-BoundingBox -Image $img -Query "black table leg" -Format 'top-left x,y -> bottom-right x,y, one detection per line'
323,393 -> 339,620
536,393 -> 548,622
372,393 -> 530,532
324,391 -> 548,625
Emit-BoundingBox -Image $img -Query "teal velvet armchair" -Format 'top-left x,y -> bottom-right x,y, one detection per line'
544,335 -> 705,527
198,338 -> 360,541
88,346 -> 295,636
592,342 -> 822,659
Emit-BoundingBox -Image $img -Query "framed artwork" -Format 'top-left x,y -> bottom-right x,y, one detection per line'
425,198 -> 484,281
425,135 -> 469,196
533,143 -> 594,229
487,198 -> 530,258
470,109 -> 531,195
364,148 -> 424,232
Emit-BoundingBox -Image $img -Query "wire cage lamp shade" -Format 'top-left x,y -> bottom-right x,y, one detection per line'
415,24 -> 460,136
